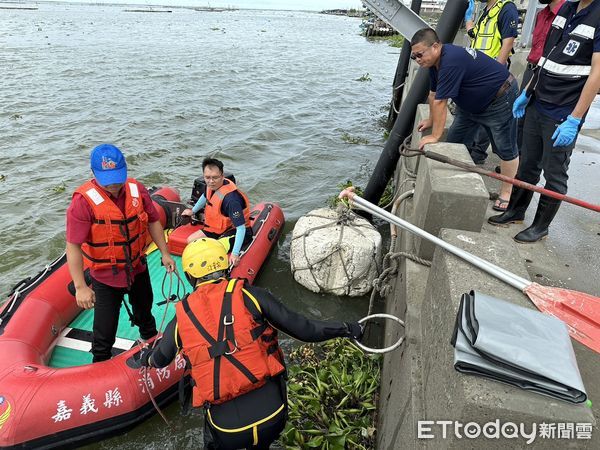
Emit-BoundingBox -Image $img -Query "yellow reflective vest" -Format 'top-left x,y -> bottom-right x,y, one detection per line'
471,0 -> 511,59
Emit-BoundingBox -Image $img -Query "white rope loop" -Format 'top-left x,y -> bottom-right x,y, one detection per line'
353,313 -> 405,354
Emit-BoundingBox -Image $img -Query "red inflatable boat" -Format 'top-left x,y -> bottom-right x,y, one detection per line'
0,186 -> 284,449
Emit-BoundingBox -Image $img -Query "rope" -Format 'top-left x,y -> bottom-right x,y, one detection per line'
398,134 -> 421,158
367,249 -> 431,316
0,252 -> 65,327
291,208 -> 380,295
364,189 -> 431,316
135,268 -> 187,428
135,338 -> 172,428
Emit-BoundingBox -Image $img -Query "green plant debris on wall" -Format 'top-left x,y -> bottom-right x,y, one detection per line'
281,339 -> 381,449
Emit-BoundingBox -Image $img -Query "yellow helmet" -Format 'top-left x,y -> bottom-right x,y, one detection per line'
182,238 -> 229,279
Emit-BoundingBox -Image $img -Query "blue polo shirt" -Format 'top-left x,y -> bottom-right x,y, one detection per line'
430,44 -> 509,113
534,0 -> 600,121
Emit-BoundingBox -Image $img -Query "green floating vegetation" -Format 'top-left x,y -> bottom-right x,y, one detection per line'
355,73 -> 371,82
366,34 -> 404,48
52,182 -> 66,193
0,174 -> 5,182
282,339 -> 381,450
327,179 -> 393,209
341,133 -> 369,145
327,181 -> 363,208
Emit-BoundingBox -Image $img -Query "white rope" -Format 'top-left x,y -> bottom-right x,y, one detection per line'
0,252 -> 65,327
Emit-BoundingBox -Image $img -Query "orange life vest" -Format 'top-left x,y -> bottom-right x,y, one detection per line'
75,178 -> 149,274
175,278 -> 286,407
204,181 -> 251,235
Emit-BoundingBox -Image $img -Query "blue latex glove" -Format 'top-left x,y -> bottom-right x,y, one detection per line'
465,0 -> 475,22
512,91 -> 530,119
552,115 -> 581,147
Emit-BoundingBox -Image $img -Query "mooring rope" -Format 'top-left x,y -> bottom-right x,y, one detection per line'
135,268 -> 187,428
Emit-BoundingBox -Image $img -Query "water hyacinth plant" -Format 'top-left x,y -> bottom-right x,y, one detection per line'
281,339 -> 381,449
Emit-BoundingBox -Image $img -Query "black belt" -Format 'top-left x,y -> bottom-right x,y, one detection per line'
495,74 -> 516,98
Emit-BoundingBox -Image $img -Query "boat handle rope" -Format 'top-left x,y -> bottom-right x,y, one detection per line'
352,313 -> 405,354
0,252 -> 66,327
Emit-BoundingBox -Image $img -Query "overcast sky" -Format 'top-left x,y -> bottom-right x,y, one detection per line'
49,0 -> 365,10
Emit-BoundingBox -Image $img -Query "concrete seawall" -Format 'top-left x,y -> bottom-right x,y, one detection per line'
376,104 -> 599,448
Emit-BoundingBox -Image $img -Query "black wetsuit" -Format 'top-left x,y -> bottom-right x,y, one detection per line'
150,284 -> 353,367
148,281 -> 354,450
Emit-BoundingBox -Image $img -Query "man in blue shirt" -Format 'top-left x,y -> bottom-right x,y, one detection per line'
465,0 -> 520,165
489,0 -> 600,242
414,28 -> 519,210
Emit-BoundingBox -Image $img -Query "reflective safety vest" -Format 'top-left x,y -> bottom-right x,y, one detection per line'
204,180 -> 251,235
534,3 -> 600,107
75,179 -> 149,273
471,0 -> 511,59
175,278 -> 286,407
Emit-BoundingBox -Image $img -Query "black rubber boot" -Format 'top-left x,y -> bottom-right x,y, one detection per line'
514,196 -> 561,243
487,187 -> 534,227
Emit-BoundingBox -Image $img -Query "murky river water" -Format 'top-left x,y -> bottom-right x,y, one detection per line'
0,3 -> 398,447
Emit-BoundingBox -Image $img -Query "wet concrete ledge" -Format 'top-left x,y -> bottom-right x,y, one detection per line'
377,105 -> 598,448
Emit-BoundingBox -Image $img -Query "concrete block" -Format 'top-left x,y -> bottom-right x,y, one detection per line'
401,60 -> 422,105
412,143 -> 489,260
378,257 -> 430,450
419,229 -> 596,449
409,104 -> 453,149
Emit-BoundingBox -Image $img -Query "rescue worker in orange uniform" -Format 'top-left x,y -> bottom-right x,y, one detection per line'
66,143 -> 175,362
182,158 -> 252,268
134,238 -> 364,450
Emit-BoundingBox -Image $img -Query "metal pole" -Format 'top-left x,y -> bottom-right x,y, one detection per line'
386,0 -> 423,130
363,0 -> 469,207
352,195 -> 531,290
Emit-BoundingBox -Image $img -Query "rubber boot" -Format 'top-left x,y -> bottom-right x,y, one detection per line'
514,196 -> 561,243
487,187 -> 534,227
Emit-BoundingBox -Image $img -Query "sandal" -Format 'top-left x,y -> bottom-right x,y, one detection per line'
493,197 -> 509,212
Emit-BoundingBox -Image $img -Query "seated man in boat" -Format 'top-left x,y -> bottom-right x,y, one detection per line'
181,157 -> 252,267
133,238 -> 364,450
65,143 -> 175,363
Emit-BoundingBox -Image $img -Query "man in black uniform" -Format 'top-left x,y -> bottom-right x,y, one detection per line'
134,238 -> 363,450
489,0 -> 600,242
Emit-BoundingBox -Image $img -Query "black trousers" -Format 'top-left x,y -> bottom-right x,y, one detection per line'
203,377 -> 288,450
518,104 -> 574,195
91,268 -> 157,362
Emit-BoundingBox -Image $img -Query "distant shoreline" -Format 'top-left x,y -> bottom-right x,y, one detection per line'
15,1 -> 350,13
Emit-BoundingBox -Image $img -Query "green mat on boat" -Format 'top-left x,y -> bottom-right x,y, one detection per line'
48,250 -> 192,368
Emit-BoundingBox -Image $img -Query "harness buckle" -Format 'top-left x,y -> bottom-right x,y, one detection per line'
225,339 -> 239,355
223,314 -> 235,326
